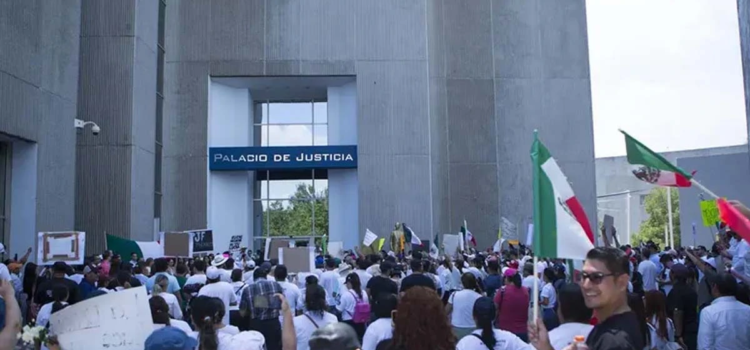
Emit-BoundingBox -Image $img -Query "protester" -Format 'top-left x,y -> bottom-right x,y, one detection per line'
666,263 -> 698,349
627,292 -> 651,348
354,259 -> 373,289
150,295 -> 193,335
293,284 -> 338,350
146,258 -> 182,303
657,254 -> 675,296
319,259 -> 342,311
35,262 -> 81,306
78,265 -> 98,299
361,293 -> 396,350
229,269 -> 248,327
540,267 -> 561,331
644,290 -> 676,350
275,265 -> 301,321
240,267 -> 285,350
338,273 -> 369,340
399,259 -> 435,294
494,268 -> 529,341
192,296 -> 240,336
366,261 -> 398,304
447,273 -> 483,339
697,272 -> 750,350
483,259 -> 503,298
455,297 -> 531,350
548,283 -> 593,350
198,266 -> 237,327
192,295 -> 270,350
144,326 -> 197,350
376,286 -> 455,350
35,285 -> 69,328
639,247 -> 659,292
152,274 -> 183,320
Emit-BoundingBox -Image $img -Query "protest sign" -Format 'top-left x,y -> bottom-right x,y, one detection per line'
442,234 -> 460,256
500,217 -> 518,245
525,223 -> 534,247
602,215 -> 614,247
363,229 -> 378,246
278,247 -> 315,273
700,200 -> 720,227
191,229 -> 214,252
268,239 -> 291,260
49,286 -> 153,350
161,232 -> 193,257
327,241 -> 343,257
229,235 -> 242,252
37,232 -> 85,265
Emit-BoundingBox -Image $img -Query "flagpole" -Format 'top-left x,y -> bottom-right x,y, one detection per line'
690,178 -> 719,199
667,187 -> 674,248
532,256 -> 539,325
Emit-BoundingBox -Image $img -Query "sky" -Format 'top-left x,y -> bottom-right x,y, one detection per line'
586,0 -> 748,157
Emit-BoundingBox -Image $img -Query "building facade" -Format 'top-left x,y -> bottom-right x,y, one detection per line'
0,0 -> 597,257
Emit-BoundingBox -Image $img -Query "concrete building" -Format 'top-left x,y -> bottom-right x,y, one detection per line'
0,0 -> 597,257
595,145 -> 746,245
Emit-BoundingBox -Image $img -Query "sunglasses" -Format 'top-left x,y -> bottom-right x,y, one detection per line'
580,272 -> 618,285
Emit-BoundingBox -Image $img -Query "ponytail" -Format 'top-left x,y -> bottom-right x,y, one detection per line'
149,296 -> 171,326
51,301 -> 67,315
510,273 -> 522,288
191,296 -> 222,350
198,316 -> 218,350
479,316 -> 497,349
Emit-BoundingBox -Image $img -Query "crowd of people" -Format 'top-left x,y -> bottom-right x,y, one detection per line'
0,208 -> 749,349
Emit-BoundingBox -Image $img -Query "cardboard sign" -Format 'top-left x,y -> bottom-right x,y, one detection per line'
37,232 -> 85,265
442,234 -> 460,256
49,287 -> 153,349
278,247 -> 315,273
161,232 -> 193,257
191,230 -> 214,252
700,200 -> 720,227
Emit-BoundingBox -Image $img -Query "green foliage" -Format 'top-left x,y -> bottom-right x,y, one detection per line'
631,188 -> 680,248
262,183 -> 328,237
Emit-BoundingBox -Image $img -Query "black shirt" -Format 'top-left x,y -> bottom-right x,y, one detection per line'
399,273 -> 436,293
666,282 -> 699,333
34,277 -> 82,305
586,311 -> 645,350
367,276 -> 398,301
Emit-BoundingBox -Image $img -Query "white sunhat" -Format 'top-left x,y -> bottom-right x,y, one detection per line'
211,254 -> 229,267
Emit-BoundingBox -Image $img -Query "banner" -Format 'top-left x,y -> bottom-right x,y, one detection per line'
191,230 -> 214,253
210,145 -> 358,171
49,286 -> 153,349
37,232 -> 85,265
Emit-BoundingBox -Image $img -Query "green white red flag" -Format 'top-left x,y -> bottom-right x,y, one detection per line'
621,130 -> 694,188
531,135 -> 595,260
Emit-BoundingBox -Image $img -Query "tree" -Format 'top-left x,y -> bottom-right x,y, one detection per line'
262,183 -> 328,237
631,188 -> 680,249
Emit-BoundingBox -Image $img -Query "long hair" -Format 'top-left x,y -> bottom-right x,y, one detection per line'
391,287 -> 455,350
627,293 -> 651,346
345,273 -> 362,299
305,285 -> 327,317
149,295 -> 171,326
153,274 -> 169,295
51,285 -> 69,314
644,290 -> 668,340
461,273 -> 481,294
22,263 -> 38,296
473,297 -> 497,349
505,273 -> 522,288
191,296 -> 223,350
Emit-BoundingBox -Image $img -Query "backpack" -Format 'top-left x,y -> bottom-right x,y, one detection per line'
348,290 -> 370,324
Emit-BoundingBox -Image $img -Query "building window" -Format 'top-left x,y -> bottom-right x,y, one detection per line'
0,143 -> 8,245
254,101 -> 328,237
154,0 -> 166,224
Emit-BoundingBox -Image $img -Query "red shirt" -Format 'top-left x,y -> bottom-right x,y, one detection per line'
494,285 -> 529,334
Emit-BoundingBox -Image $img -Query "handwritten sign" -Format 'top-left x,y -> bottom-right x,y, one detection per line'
37,232 -> 85,265
700,200 -> 720,227
49,287 -> 153,350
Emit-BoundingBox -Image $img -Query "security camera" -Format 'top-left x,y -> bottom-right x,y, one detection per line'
74,119 -> 101,136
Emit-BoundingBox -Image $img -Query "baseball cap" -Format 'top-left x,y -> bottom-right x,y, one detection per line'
670,263 -> 689,279
473,296 -> 496,320
223,330 -> 266,350
245,260 -> 256,269
503,268 -> 518,278
83,265 -> 100,275
206,266 -> 223,280
145,327 -> 198,350
309,323 -> 361,350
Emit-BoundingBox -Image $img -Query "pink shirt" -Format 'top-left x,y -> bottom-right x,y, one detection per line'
494,285 -> 529,334
100,260 -> 111,276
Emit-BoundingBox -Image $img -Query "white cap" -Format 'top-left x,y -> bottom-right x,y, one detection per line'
246,260 -> 256,269
224,331 -> 266,350
206,266 -> 223,280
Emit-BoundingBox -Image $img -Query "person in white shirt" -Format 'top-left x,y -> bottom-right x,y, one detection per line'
638,248 -> 659,292
242,260 -> 256,284
548,283 -> 594,350
698,272 -> 750,350
456,296 -> 532,350
185,260 -> 208,287
446,273 -> 482,339
644,290 -> 676,350
198,266 -> 237,326
275,265 -> 301,323
338,273 -> 369,339
320,259 -> 342,309
151,274 -> 183,320
656,254 -> 675,296
293,284 -> 338,350
149,294 -> 193,335
36,285 -> 69,328
362,293 -> 397,350
191,295 -> 269,350
354,259 -> 373,289
229,268 -> 249,327
540,268 -> 560,331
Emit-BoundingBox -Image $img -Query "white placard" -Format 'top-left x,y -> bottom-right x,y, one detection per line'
49,287 -> 153,350
525,223 -> 534,247
363,229 -> 378,246
442,234 -> 460,256
47,237 -> 74,259
37,232 -> 86,265
500,217 -> 518,242
327,241 -> 343,257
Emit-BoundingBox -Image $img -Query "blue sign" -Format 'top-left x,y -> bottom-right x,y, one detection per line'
209,145 -> 358,171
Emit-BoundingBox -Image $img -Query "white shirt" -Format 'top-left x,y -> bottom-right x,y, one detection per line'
36,301 -> 69,327
278,281 -> 301,323
362,318 -> 393,350
292,312 -> 338,350
230,281 -> 249,311
698,296 -> 750,350
536,261 -> 547,278
319,270 -> 341,306
69,274 -> 84,284
355,269 -> 373,288
548,322 -> 594,350
366,264 -> 380,276
185,273 -> 207,286
449,289 -> 481,328
337,288 -> 369,321
647,317 -> 675,350
0,264 -> 11,282
456,329 -> 533,350
153,319 -> 193,335
540,283 -> 556,309
522,275 -> 542,292
151,293 -> 183,320
242,270 -> 254,284
466,267 -> 484,281
638,260 -> 658,291
195,330 -> 266,350
198,281 -> 237,326
220,269 -> 233,283
660,268 -> 673,296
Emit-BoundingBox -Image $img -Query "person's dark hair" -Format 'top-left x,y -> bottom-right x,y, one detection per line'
557,283 -> 592,323
153,258 -> 169,273
506,273 -> 522,288
523,262 -> 534,277
193,259 -> 207,273
176,263 -> 188,275
369,254 -> 381,265
345,273 -> 363,299
231,269 -> 243,283
22,263 -> 38,296
225,258 -> 235,270
51,285 -> 69,314
410,259 -> 423,272
191,296 -> 224,350
736,283 -> 750,306
713,272 -> 738,297
86,289 -> 108,300
357,259 -> 369,270
373,293 -> 398,319
325,258 -> 336,269
627,293 -> 651,346
305,285 -> 328,317
274,265 -> 288,281
149,295 -> 171,326
305,275 -> 319,286
103,252 -> 111,260
586,247 -> 629,276
644,290 -> 668,340
253,267 -> 266,280
461,273 -> 480,293
642,247 -> 652,259
391,287 -> 455,350
133,265 -> 143,275
543,267 -> 557,283
487,260 -> 500,273
380,261 -> 394,275
473,297 -> 497,349
116,271 -> 132,288
422,260 -> 432,273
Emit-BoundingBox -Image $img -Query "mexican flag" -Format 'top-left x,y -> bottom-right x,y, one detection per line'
622,130 -> 694,187
106,234 -> 164,259
403,224 -> 422,245
531,135 -> 595,260
461,220 -> 476,247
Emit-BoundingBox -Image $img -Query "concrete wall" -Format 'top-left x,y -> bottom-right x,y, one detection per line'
164,0 -> 597,249
596,145 -> 746,244
738,0 -> 750,153
75,0 -> 159,252
0,1 -> 80,259
677,152 -> 750,247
